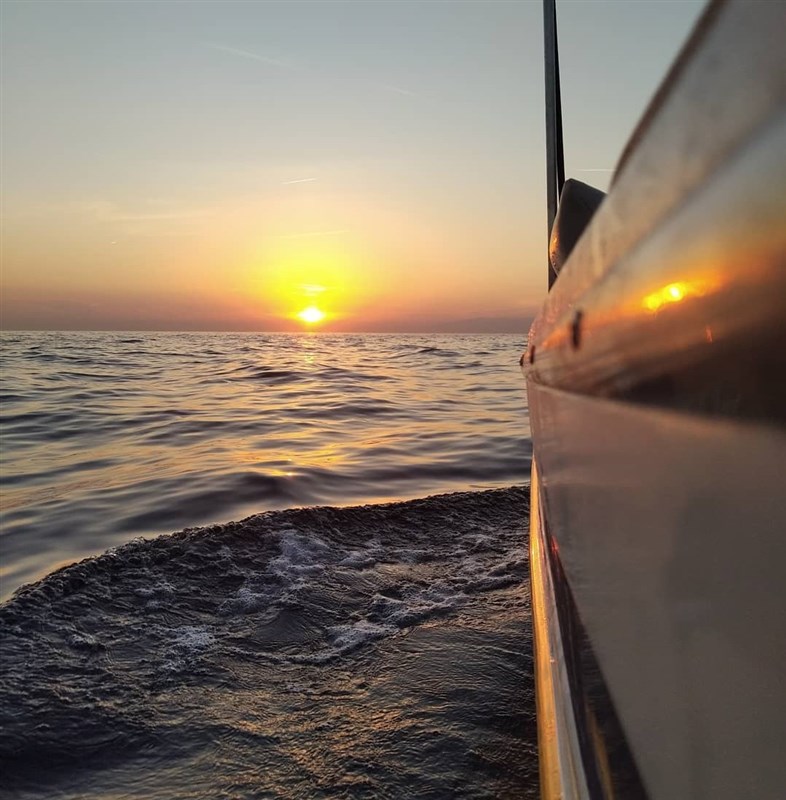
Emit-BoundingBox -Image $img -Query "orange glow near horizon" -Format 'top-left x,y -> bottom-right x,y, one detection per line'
246,237 -> 370,329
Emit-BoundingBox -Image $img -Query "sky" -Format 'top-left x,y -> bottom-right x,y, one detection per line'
1,0 -> 705,332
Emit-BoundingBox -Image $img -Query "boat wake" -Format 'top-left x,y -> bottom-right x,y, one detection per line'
0,486 -> 537,799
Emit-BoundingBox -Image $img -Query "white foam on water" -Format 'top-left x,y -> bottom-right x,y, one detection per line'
328,620 -> 393,652
105,537 -> 147,558
67,632 -> 100,649
286,619 -> 395,665
206,507 -> 526,662
219,585 -> 270,615
218,528 -> 335,616
134,580 -> 177,611
269,528 -> 332,579
134,581 -> 176,599
338,540 -> 383,569
385,592 -> 459,627
152,625 -> 217,678
172,625 -> 215,651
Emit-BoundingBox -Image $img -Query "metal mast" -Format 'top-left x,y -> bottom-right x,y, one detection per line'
543,0 -> 565,289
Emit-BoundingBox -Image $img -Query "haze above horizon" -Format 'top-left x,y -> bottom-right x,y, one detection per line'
1,0 -> 703,333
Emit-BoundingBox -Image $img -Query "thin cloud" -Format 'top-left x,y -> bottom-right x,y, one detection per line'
205,42 -> 296,70
281,177 -> 317,185
206,42 -> 415,98
376,83 -> 416,97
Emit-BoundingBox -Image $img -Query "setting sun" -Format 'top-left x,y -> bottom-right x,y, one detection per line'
297,306 -> 326,325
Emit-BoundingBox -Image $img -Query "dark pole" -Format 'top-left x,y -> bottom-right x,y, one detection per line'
544,0 -> 565,289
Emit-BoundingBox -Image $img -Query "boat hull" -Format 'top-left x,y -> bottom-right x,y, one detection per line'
527,2 -> 786,793
528,381 -> 786,799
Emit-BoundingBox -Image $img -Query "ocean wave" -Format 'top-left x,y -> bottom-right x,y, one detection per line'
0,332 -> 530,605
0,487 -> 536,799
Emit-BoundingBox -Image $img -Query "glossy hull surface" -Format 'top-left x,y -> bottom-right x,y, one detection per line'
526,1 -> 786,796
528,384 -> 786,799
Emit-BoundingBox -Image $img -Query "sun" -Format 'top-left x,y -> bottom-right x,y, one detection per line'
297,306 -> 325,325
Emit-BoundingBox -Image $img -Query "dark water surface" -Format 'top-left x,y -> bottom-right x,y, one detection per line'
0,332 -> 536,797
0,332 -> 530,599
0,487 -> 536,799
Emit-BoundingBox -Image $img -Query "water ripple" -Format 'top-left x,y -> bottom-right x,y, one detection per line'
0,332 -> 530,600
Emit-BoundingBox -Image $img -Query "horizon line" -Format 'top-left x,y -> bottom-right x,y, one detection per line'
0,328 -> 529,335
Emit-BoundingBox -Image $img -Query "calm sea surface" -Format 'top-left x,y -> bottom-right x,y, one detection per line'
1,332 -> 530,599
0,331 -> 536,798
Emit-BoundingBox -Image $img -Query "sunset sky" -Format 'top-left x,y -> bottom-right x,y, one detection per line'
1,0 -> 704,332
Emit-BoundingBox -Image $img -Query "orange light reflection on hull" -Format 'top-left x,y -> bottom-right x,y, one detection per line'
641,277 -> 720,313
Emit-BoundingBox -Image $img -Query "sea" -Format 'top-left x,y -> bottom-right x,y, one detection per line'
0,331 -> 537,799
